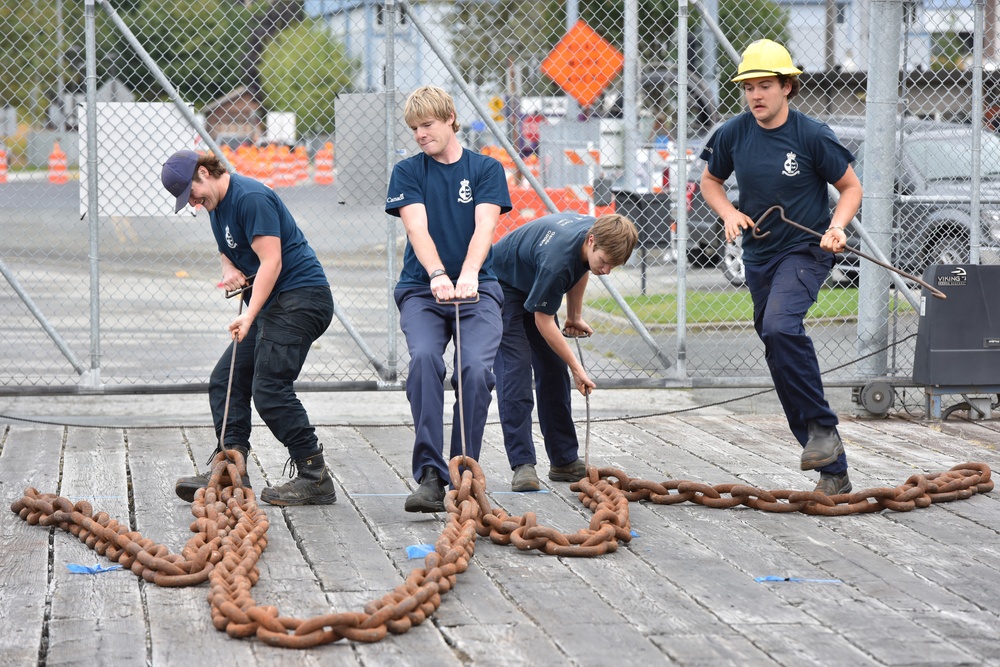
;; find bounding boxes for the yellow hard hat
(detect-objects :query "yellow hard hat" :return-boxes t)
[732,39,802,82]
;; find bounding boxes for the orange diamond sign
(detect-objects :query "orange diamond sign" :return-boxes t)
[541,20,624,108]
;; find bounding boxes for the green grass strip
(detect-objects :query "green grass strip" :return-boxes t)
[587,288,907,325]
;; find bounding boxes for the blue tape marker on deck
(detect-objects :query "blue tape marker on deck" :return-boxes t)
[67,563,123,574]
[352,491,552,498]
[352,493,412,497]
[406,544,435,559]
[755,575,842,584]
[491,490,551,495]
[630,529,640,538]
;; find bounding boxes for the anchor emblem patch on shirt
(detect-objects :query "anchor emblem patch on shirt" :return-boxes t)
[457,179,473,204]
[782,152,800,177]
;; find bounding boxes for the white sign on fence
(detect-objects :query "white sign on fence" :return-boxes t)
[78,102,197,217]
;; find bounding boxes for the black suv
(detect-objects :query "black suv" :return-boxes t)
[684,117,1000,285]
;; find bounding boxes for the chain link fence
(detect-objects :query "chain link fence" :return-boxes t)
[0,0,996,404]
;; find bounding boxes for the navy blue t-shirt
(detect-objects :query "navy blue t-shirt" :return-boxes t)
[700,109,855,265]
[210,173,328,306]
[493,212,592,315]
[386,149,511,288]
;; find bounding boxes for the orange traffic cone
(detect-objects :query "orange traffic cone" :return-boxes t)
[293,145,309,183]
[48,142,69,184]
[0,146,7,184]
[313,142,334,185]
[272,145,296,188]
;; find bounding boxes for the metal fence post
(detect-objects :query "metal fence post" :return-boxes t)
[83,0,101,388]
[856,0,903,379]
[384,0,399,383]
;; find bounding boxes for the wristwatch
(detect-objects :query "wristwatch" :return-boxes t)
[429,269,448,280]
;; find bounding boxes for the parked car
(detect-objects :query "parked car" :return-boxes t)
[683,117,1000,285]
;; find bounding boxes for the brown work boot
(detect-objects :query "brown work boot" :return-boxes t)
[175,444,251,502]
[548,458,587,482]
[260,447,337,506]
[511,463,541,492]
[800,421,845,470]
[814,471,852,496]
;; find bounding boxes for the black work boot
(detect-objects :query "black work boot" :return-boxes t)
[175,444,251,502]
[814,471,853,496]
[260,447,338,506]
[404,466,446,513]
[800,422,845,471]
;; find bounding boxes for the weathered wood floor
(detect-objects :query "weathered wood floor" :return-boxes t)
[2,414,1000,666]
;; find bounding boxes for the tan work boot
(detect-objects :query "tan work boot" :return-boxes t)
[800,422,845,470]
[511,463,541,492]
[814,471,852,496]
[548,458,587,482]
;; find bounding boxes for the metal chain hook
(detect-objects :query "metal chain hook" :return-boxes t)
[750,205,947,299]
[441,294,480,462]
[565,331,591,469]
[219,276,254,454]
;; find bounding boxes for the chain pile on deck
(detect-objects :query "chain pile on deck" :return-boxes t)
[9,453,993,648]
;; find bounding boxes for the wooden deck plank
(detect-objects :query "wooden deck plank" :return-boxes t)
[861,417,1000,469]
[332,423,537,663]
[612,417,998,664]
[5,410,1000,666]
[240,430,362,664]
[469,423,709,663]
[127,428,263,665]
[46,428,146,667]
[0,425,63,667]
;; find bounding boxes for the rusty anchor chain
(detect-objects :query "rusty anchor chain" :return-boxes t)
[606,462,993,516]
[9,451,993,648]
[9,451,629,648]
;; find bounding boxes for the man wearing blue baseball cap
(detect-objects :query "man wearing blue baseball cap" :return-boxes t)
[160,149,337,506]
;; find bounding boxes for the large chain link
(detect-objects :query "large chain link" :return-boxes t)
[604,462,993,516]
[9,453,992,648]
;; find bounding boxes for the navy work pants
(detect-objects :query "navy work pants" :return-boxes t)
[208,285,334,461]
[744,244,847,474]
[395,282,503,483]
[494,292,579,469]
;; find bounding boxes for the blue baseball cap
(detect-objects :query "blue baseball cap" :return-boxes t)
[160,150,199,213]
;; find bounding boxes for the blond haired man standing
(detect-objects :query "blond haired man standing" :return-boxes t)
[386,86,512,512]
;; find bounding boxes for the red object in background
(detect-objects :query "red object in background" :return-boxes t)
[661,166,699,211]
[986,105,1000,132]
[496,187,616,242]
[518,114,545,157]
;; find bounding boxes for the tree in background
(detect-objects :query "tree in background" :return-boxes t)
[712,0,791,114]
[102,0,253,108]
[931,28,972,71]
[449,0,787,120]
[0,0,85,125]
[451,0,563,96]
[259,17,356,138]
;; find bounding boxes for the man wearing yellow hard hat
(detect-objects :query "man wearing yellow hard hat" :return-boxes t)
[699,39,864,496]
